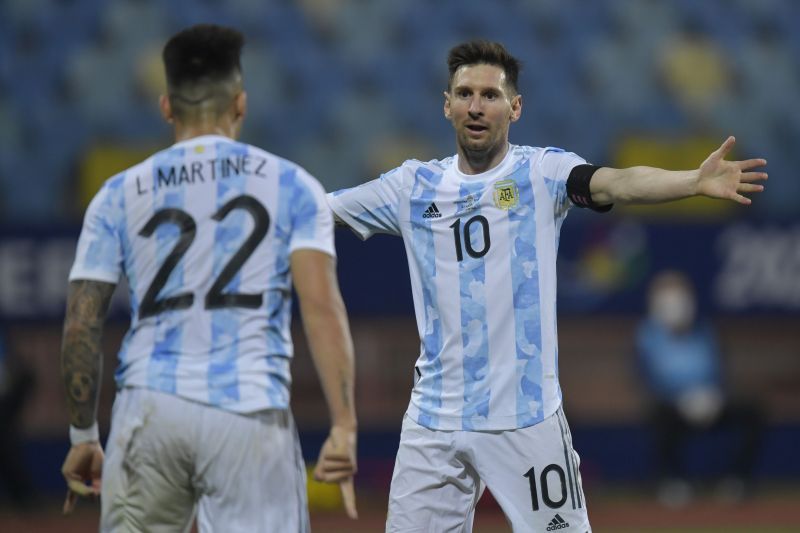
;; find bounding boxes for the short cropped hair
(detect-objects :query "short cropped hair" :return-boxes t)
[162,24,244,122]
[447,40,521,94]
[163,24,244,91]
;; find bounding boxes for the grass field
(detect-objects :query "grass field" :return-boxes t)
[2,484,798,532]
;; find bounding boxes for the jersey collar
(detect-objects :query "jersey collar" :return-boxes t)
[450,144,516,183]
[171,134,234,149]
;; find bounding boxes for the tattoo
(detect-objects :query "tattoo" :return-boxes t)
[61,280,115,429]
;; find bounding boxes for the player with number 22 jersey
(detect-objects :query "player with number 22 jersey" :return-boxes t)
[71,135,333,412]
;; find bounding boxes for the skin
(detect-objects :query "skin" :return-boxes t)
[590,136,767,205]
[444,63,521,175]
[159,74,247,142]
[62,74,358,519]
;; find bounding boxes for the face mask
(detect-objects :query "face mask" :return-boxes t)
[650,289,696,331]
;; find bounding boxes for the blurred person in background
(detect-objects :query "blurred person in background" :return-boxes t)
[0,330,37,509]
[637,270,763,507]
[328,40,767,532]
[60,24,357,532]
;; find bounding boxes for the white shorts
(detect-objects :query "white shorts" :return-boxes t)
[100,387,309,533]
[387,406,590,533]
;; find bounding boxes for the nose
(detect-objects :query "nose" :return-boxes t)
[468,95,483,116]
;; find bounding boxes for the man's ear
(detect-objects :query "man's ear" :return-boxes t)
[235,91,247,120]
[509,93,522,123]
[443,91,452,120]
[159,94,173,124]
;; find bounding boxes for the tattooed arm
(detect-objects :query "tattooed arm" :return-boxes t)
[60,279,115,514]
[61,279,116,429]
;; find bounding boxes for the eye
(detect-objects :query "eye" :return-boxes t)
[484,91,498,100]
[457,89,471,98]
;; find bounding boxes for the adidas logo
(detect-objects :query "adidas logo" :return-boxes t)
[422,203,442,219]
[546,513,570,531]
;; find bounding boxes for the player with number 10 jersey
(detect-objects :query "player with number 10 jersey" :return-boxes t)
[329,144,583,431]
[70,134,334,413]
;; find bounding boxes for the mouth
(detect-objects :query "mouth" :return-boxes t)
[465,124,488,137]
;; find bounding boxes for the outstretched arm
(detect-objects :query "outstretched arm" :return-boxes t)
[590,137,767,206]
[291,249,358,519]
[60,279,115,513]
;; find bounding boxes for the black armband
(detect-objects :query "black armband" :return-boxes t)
[566,164,613,212]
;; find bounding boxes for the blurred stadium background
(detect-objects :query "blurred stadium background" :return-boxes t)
[0,0,798,531]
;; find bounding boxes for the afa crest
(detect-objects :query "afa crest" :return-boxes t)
[493,179,519,210]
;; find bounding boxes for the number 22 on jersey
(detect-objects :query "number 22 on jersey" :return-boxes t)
[137,194,269,319]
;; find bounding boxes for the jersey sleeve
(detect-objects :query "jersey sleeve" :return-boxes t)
[69,180,124,284]
[326,167,404,240]
[538,148,588,214]
[288,170,336,257]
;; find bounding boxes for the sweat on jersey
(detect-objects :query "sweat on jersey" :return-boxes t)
[69,135,334,413]
[328,145,586,431]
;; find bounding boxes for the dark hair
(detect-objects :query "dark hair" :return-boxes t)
[447,40,521,93]
[163,24,244,91]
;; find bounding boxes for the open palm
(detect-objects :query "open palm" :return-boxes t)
[697,136,768,205]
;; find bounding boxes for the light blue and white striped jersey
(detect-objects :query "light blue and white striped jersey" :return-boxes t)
[328,145,585,431]
[70,135,334,413]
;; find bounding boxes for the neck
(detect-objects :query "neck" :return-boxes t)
[174,119,238,142]
[457,141,510,175]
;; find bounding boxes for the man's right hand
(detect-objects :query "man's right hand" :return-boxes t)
[61,441,104,514]
[313,425,358,519]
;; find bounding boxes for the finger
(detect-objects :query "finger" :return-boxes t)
[739,171,768,183]
[90,469,102,491]
[320,457,353,470]
[316,470,356,483]
[339,478,358,519]
[731,193,752,205]
[318,456,355,467]
[318,463,356,474]
[66,477,98,497]
[737,183,764,194]
[63,490,78,515]
[737,158,767,171]
[313,461,325,482]
[316,455,356,470]
[320,452,353,462]
[715,136,736,159]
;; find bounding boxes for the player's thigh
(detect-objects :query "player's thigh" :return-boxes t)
[472,408,591,533]
[387,415,483,533]
[195,409,309,533]
[101,388,196,533]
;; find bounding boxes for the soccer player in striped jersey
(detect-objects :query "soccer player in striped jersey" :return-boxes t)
[60,25,358,531]
[327,40,767,532]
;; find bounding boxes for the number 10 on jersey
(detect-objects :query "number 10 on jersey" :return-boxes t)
[449,215,491,262]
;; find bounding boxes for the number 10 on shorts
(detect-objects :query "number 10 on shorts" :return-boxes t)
[523,464,568,511]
